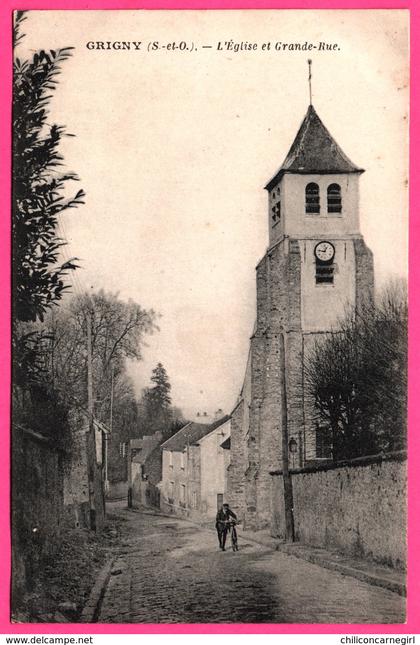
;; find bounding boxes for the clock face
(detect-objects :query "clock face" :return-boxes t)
[314,241,335,262]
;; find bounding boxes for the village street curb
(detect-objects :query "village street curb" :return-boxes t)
[240,532,406,598]
[80,558,114,623]
[278,547,406,598]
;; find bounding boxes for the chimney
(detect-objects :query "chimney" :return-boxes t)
[214,408,223,420]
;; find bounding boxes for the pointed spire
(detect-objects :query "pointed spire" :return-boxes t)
[265,105,364,191]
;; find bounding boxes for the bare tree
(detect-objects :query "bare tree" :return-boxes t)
[305,279,407,461]
[45,290,158,417]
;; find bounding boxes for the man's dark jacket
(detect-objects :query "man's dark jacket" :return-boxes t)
[215,507,237,529]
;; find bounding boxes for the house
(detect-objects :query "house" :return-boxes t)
[160,416,230,519]
[196,416,230,518]
[129,431,163,508]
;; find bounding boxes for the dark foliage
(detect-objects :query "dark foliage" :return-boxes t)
[12,13,85,447]
[12,11,85,400]
[149,362,172,409]
[13,12,84,324]
[137,364,186,439]
[305,281,407,461]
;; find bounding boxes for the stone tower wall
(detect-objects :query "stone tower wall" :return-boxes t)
[354,238,375,311]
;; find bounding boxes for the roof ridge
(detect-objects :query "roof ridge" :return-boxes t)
[160,421,192,449]
[196,417,230,443]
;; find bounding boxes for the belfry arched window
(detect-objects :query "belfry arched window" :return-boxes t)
[327,183,342,213]
[305,183,320,214]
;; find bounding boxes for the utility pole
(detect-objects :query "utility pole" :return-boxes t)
[86,308,97,531]
[185,430,190,510]
[104,363,114,495]
[127,441,133,508]
[279,331,295,543]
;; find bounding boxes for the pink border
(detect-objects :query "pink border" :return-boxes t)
[1,0,418,635]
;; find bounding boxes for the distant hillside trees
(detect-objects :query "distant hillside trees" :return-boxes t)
[305,280,407,461]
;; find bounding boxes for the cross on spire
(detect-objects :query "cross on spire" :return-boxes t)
[308,59,313,105]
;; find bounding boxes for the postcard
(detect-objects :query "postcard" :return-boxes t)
[4,5,415,635]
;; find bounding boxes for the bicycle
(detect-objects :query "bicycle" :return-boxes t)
[225,519,239,552]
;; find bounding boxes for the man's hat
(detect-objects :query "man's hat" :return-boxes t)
[223,502,229,507]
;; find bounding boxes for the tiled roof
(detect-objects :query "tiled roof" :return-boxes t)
[160,422,211,452]
[265,105,363,190]
[161,415,230,452]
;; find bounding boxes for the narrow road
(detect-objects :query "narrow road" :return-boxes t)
[97,504,405,624]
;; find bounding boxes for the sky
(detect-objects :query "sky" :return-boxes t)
[17,10,409,420]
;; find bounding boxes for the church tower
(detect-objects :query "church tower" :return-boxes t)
[227,101,374,530]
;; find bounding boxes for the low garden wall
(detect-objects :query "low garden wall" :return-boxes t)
[270,451,406,570]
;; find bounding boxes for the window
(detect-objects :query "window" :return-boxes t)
[271,200,281,224]
[119,442,127,458]
[180,484,186,507]
[180,451,185,470]
[192,491,198,509]
[305,183,320,214]
[169,481,174,499]
[168,451,173,468]
[315,426,332,459]
[315,257,334,284]
[327,183,342,213]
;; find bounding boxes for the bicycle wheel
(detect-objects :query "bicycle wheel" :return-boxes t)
[231,527,239,551]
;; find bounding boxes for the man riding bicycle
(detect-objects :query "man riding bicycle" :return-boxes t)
[215,502,237,551]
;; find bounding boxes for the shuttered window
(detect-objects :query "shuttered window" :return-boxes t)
[327,183,342,213]
[271,200,281,223]
[315,260,334,284]
[306,183,320,214]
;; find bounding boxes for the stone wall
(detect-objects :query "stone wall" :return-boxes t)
[227,238,306,530]
[12,424,65,601]
[245,239,303,529]
[107,432,128,483]
[354,237,375,312]
[226,399,246,518]
[270,452,406,570]
[63,407,105,530]
[107,479,128,500]
[132,471,160,509]
[144,444,163,486]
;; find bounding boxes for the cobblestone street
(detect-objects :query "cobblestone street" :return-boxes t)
[95,504,405,624]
